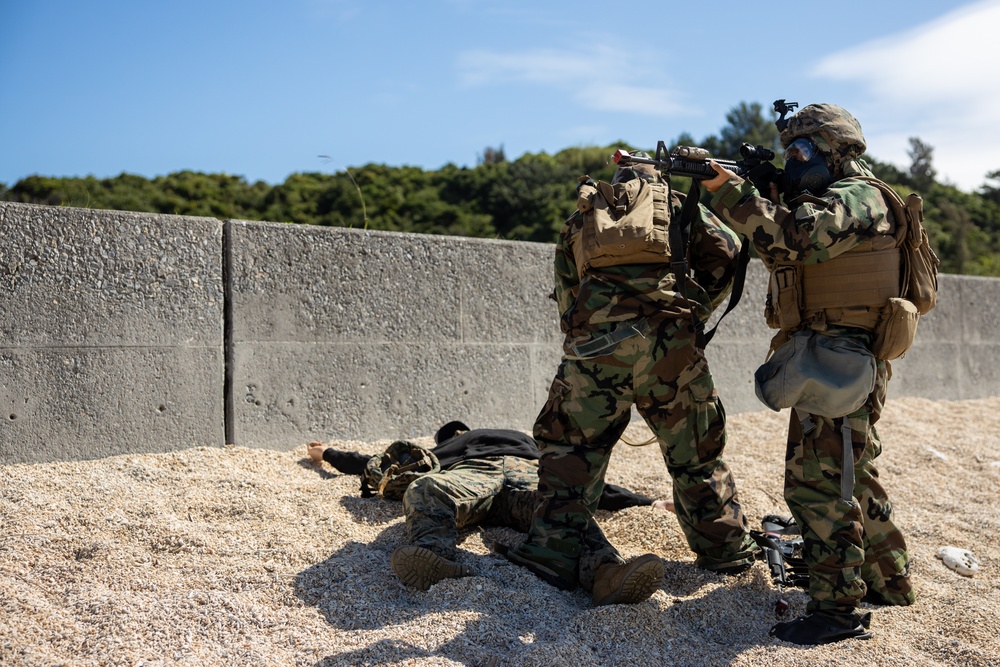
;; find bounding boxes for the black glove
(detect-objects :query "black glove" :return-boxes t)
[745,162,778,195]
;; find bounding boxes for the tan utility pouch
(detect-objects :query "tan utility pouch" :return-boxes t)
[872,297,919,360]
[577,182,597,213]
[769,266,802,331]
[575,179,671,275]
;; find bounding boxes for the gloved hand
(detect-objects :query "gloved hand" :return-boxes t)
[745,162,784,204]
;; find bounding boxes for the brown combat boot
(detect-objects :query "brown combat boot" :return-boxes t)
[391,546,473,591]
[591,553,664,606]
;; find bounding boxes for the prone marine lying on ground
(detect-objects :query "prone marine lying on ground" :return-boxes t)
[307,420,673,599]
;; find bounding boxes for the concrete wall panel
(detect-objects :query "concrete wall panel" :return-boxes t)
[227,221,566,447]
[231,342,542,446]
[0,203,224,463]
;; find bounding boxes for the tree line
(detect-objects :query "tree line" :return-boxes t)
[4,102,1000,276]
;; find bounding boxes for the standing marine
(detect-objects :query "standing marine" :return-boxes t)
[502,153,759,605]
[702,103,921,645]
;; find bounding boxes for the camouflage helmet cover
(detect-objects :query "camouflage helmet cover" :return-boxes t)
[779,103,866,171]
[362,440,441,500]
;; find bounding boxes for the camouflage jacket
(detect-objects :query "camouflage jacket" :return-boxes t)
[555,191,742,336]
[706,158,892,269]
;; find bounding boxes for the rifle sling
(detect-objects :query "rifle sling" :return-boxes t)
[703,241,750,345]
[671,178,749,348]
[670,179,704,345]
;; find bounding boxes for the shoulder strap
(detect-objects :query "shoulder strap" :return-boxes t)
[702,241,751,345]
[670,180,705,345]
[852,175,909,244]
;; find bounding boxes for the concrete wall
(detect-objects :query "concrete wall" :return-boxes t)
[1,201,997,463]
[226,220,562,449]
[0,203,224,464]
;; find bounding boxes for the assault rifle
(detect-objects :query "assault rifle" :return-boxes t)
[750,515,809,616]
[613,141,781,191]
[607,142,779,346]
[613,98,799,188]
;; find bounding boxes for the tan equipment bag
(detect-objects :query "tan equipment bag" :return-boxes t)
[573,177,672,277]
[858,177,940,316]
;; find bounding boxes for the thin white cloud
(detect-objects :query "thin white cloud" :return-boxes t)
[812,0,1000,190]
[457,49,587,86]
[456,46,687,117]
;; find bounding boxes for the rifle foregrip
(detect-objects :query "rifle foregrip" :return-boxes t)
[667,157,746,180]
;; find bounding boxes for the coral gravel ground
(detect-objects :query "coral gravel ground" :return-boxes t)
[1,396,998,666]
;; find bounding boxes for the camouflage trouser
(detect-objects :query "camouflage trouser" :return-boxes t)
[785,358,915,618]
[402,456,619,585]
[509,315,757,588]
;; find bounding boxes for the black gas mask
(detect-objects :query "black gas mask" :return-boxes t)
[783,137,832,198]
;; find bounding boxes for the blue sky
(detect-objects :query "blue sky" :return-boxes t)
[2,0,998,192]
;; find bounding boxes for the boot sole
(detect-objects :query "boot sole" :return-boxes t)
[391,546,471,591]
[593,555,664,606]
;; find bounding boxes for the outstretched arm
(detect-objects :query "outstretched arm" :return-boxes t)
[307,442,369,475]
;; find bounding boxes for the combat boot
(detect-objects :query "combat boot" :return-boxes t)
[391,545,472,591]
[591,553,664,606]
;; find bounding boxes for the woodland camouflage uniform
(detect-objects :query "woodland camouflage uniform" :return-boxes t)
[507,168,759,592]
[403,456,625,590]
[403,455,538,560]
[382,426,657,592]
[707,104,915,639]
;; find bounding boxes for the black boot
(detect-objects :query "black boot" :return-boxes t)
[769,610,872,645]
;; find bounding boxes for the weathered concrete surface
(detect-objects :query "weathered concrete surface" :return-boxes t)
[2,202,998,462]
[226,221,561,447]
[0,202,224,463]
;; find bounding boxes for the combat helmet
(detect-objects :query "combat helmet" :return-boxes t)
[779,104,866,174]
[362,440,440,500]
[611,151,659,184]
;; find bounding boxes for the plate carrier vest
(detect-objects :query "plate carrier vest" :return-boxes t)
[764,177,938,358]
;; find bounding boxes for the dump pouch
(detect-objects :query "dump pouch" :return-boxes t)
[754,329,876,418]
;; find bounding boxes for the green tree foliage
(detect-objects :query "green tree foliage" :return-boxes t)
[923,182,1000,276]
[4,172,270,218]
[979,170,1000,206]
[907,137,937,192]
[866,157,908,185]
[675,101,780,160]
[4,102,1000,275]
